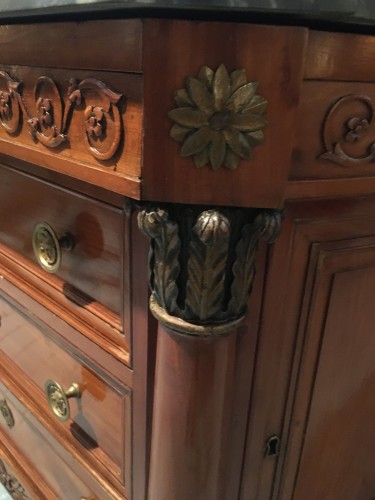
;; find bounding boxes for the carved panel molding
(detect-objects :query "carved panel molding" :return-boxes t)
[0,459,29,499]
[320,94,375,166]
[138,204,281,336]
[0,70,124,161]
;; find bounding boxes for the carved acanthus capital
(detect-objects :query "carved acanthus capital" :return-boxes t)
[138,205,281,336]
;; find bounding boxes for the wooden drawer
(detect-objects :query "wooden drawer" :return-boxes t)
[0,163,123,318]
[0,19,143,198]
[0,294,131,497]
[0,382,119,499]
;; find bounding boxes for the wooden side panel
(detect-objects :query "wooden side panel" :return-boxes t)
[239,197,375,499]
[292,262,375,499]
[142,20,307,208]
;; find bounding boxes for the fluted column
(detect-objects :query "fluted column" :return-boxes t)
[138,205,281,500]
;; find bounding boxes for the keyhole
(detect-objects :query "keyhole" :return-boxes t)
[265,435,280,457]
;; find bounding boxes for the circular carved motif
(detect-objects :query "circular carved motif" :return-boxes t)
[168,64,268,171]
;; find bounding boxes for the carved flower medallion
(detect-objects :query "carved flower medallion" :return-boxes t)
[168,64,268,170]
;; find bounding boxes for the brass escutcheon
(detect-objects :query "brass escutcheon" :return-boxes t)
[44,379,81,423]
[32,222,74,273]
[0,400,14,428]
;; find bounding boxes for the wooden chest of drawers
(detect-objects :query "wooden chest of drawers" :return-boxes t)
[0,12,375,500]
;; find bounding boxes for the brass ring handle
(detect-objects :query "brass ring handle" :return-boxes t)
[32,222,75,273]
[44,379,81,423]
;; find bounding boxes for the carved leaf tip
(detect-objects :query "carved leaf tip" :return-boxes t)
[194,210,230,247]
[256,210,283,243]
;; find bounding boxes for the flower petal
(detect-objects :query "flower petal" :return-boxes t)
[168,108,209,128]
[229,113,268,132]
[213,64,230,111]
[181,126,213,157]
[224,149,240,170]
[174,88,193,107]
[209,132,226,170]
[230,69,247,93]
[227,82,259,112]
[247,130,265,146]
[224,129,252,159]
[170,124,190,143]
[84,105,93,119]
[242,95,268,115]
[186,77,215,116]
[347,117,360,130]
[194,148,209,168]
[198,66,214,89]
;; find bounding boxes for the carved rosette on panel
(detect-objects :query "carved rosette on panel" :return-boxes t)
[138,205,281,336]
[168,64,268,170]
[0,71,124,161]
[320,94,375,166]
[0,459,29,499]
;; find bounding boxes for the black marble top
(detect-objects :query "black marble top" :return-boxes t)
[1,0,375,31]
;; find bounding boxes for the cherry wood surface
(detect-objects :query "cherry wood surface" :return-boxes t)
[0,380,122,499]
[0,163,124,316]
[0,295,130,487]
[290,81,375,181]
[304,30,375,82]
[0,20,143,73]
[1,14,375,500]
[236,197,375,500]
[0,65,143,178]
[0,382,98,499]
[148,324,237,500]
[142,20,307,208]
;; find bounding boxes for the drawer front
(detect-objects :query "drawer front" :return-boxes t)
[0,382,117,500]
[0,164,123,317]
[290,81,375,181]
[0,295,131,493]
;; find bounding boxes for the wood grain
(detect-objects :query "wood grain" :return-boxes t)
[0,164,123,316]
[142,19,307,208]
[290,81,375,182]
[0,65,143,181]
[0,20,142,73]
[305,30,375,82]
[0,296,130,487]
[0,380,122,499]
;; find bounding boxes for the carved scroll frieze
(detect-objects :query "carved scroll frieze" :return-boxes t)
[0,70,124,161]
[0,459,29,499]
[320,94,375,166]
[168,64,268,171]
[138,205,281,336]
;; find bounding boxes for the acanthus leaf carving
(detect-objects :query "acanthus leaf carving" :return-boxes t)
[138,208,181,316]
[138,205,282,336]
[184,210,230,322]
[0,70,124,161]
[320,94,375,166]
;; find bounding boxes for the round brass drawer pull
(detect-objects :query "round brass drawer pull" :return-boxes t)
[32,222,75,273]
[44,379,81,423]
